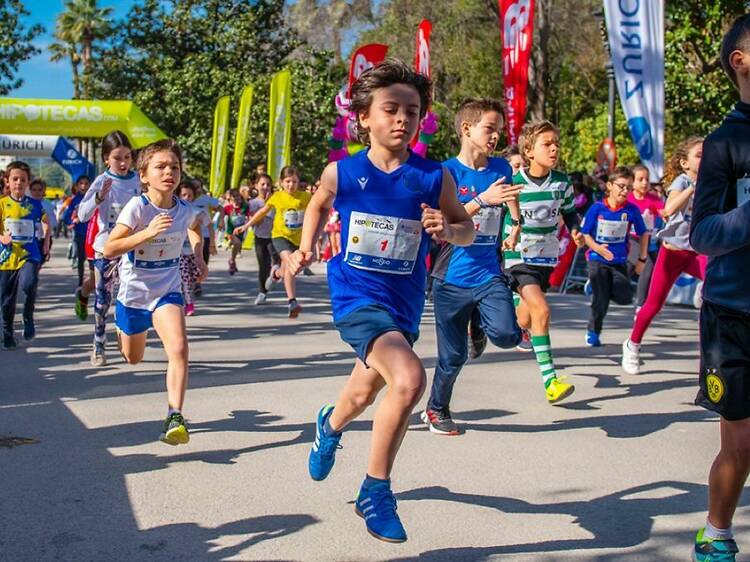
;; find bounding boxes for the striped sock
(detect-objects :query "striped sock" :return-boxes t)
[531,334,557,388]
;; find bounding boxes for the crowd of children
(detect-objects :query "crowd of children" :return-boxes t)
[4,17,750,557]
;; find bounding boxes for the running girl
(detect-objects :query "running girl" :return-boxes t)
[621,137,705,375]
[63,175,94,298]
[289,59,474,543]
[178,181,211,316]
[247,165,311,318]
[224,189,249,275]
[103,139,207,445]
[77,131,141,366]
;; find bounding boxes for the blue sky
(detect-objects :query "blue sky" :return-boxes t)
[14,0,137,100]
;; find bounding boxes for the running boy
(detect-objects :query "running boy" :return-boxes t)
[580,166,648,347]
[422,98,523,435]
[77,131,141,366]
[288,59,474,542]
[503,120,584,403]
[689,15,750,561]
[104,139,207,445]
[0,161,49,348]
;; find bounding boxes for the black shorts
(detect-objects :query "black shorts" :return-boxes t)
[508,263,553,293]
[696,301,750,421]
[272,237,298,254]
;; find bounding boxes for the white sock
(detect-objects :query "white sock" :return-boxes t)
[627,339,641,351]
[167,408,180,417]
[705,518,733,540]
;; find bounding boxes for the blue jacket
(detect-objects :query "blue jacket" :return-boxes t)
[690,101,750,313]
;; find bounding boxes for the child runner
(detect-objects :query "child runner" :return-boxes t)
[627,164,664,310]
[177,182,211,316]
[190,179,220,295]
[77,131,141,366]
[288,59,474,543]
[421,98,523,435]
[224,189,250,275]
[63,175,93,295]
[0,161,49,348]
[501,144,524,176]
[28,179,54,264]
[580,166,649,347]
[621,136,705,375]
[247,165,311,318]
[234,173,278,305]
[503,120,584,403]
[689,16,750,561]
[103,139,207,445]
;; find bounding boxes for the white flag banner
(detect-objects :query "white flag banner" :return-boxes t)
[603,0,664,180]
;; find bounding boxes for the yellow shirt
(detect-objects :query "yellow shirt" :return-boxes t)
[0,195,46,270]
[266,190,312,246]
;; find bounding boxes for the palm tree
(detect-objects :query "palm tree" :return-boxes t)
[49,31,81,98]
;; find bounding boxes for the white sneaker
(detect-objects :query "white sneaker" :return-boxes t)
[264,265,281,292]
[621,339,641,375]
[254,292,267,305]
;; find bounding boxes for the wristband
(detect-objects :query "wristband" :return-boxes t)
[510,218,521,227]
[638,257,647,263]
[473,196,487,209]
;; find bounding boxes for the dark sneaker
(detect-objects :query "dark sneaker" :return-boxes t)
[355,481,407,543]
[468,322,487,360]
[516,329,533,352]
[303,267,315,276]
[694,527,738,561]
[23,321,35,342]
[3,334,17,350]
[75,287,88,321]
[585,330,601,347]
[288,300,302,318]
[308,405,342,481]
[420,408,460,436]
[160,412,190,446]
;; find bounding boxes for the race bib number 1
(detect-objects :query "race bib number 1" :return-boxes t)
[345,211,421,274]
[473,207,502,245]
[134,232,183,269]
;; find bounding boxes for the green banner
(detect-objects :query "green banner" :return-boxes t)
[230,85,254,189]
[267,69,292,182]
[0,99,165,148]
[209,96,230,198]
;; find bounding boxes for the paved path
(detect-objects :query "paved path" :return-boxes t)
[1,246,748,561]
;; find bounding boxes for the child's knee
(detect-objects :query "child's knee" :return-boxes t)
[391,365,426,406]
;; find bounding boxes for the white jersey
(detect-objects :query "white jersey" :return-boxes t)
[116,195,197,310]
[78,170,142,254]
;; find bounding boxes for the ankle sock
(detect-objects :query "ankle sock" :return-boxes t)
[322,409,341,436]
[627,339,641,351]
[705,519,733,541]
[362,474,390,490]
[167,408,181,417]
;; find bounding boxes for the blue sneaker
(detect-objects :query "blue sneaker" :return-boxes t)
[584,280,593,296]
[355,481,407,543]
[308,405,342,481]
[694,527,738,561]
[585,330,602,347]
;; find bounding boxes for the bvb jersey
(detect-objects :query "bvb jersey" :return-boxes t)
[502,169,575,269]
[0,195,45,270]
[266,190,312,246]
[328,149,443,334]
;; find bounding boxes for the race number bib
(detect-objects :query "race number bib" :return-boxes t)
[284,209,304,230]
[345,211,421,274]
[519,232,559,266]
[4,218,35,242]
[737,178,750,207]
[473,207,502,245]
[108,202,125,229]
[596,219,628,243]
[133,232,183,269]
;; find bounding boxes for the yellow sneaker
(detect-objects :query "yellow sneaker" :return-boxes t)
[160,412,190,445]
[546,378,575,404]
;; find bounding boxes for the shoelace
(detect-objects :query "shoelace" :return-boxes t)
[431,409,452,423]
[369,488,398,518]
[319,433,342,458]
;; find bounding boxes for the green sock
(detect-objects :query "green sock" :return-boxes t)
[531,334,557,388]
[513,294,521,307]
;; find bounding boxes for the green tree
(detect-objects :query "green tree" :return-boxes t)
[0,0,43,95]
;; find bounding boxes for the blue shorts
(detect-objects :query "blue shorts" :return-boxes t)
[335,304,418,366]
[115,292,184,335]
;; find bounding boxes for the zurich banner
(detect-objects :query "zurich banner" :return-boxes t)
[603,0,664,180]
[51,136,95,182]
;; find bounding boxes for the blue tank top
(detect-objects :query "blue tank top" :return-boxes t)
[327,149,443,333]
[432,157,512,287]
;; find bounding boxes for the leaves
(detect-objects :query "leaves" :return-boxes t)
[0,0,43,96]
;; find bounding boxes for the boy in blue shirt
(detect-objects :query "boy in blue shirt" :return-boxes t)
[288,59,474,543]
[580,166,648,347]
[422,98,523,435]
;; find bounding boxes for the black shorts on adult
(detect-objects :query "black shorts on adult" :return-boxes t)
[272,237,298,254]
[696,301,750,421]
[508,263,553,293]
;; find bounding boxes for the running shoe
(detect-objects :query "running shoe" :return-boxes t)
[23,321,35,342]
[74,287,88,321]
[516,329,533,352]
[585,330,601,347]
[194,283,203,297]
[355,481,407,543]
[584,280,593,296]
[265,265,281,292]
[288,300,302,318]
[2,334,17,350]
[621,339,641,375]
[468,323,487,360]
[309,405,342,481]
[546,378,575,404]
[228,258,238,275]
[694,527,738,561]
[420,409,460,436]
[90,342,106,367]
[160,412,190,445]
[303,267,315,276]
[254,292,267,305]
[185,303,195,316]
